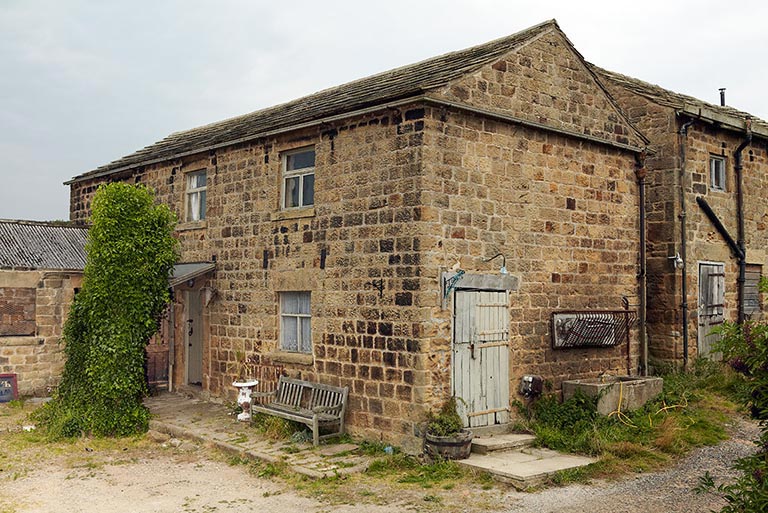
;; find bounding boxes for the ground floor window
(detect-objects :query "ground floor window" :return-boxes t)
[280,291,311,353]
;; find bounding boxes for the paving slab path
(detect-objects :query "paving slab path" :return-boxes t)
[146,392,372,478]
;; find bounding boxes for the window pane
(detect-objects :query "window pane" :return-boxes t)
[281,316,298,351]
[199,190,206,220]
[187,191,200,221]
[300,317,312,353]
[287,149,315,171]
[282,292,298,313]
[187,170,206,188]
[284,176,299,208]
[297,292,310,314]
[302,173,314,206]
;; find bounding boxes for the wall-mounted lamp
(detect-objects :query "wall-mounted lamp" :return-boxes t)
[186,278,196,288]
[484,253,508,275]
[668,253,683,269]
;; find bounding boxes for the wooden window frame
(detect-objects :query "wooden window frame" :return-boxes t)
[279,291,312,354]
[185,170,207,221]
[281,147,315,210]
[710,155,726,192]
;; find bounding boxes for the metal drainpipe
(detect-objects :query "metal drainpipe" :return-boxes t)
[679,119,694,370]
[635,155,648,376]
[734,119,753,324]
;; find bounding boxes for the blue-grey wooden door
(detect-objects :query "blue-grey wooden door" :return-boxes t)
[453,290,510,428]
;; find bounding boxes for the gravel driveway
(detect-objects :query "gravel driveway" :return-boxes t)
[499,417,760,513]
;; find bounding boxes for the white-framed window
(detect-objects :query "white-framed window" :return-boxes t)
[710,155,726,191]
[282,147,315,209]
[186,170,207,221]
[280,291,311,353]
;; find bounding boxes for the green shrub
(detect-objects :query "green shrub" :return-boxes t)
[35,183,177,438]
[425,397,464,436]
[697,277,768,512]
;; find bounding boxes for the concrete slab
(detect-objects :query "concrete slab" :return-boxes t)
[471,433,536,454]
[458,447,596,489]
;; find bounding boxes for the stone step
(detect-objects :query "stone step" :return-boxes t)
[458,447,596,490]
[471,433,536,454]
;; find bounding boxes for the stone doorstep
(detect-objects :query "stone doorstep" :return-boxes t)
[471,433,536,454]
[458,446,597,490]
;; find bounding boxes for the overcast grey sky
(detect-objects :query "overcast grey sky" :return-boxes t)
[2,0,766,221]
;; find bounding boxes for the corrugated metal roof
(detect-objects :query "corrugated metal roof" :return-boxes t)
[69,20,559,183]
[591,64,768,138]
[0,220,87,271]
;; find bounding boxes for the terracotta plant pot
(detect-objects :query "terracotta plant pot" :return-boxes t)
[424,429,473,460]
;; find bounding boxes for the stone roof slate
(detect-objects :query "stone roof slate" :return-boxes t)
[592,65,768,138]
[69,20,560,183]
[0,220,87,271]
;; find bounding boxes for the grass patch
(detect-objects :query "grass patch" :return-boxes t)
[521,360,741,484]
[250,413,306,441]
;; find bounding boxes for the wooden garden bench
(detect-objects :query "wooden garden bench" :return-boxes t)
[251,375,348,446]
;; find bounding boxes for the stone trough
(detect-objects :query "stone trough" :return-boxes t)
[562,376,663,415]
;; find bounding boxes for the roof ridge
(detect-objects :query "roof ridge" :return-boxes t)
[167,19,559,138]
[591,63,768,129]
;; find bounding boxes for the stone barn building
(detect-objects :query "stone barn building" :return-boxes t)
[596,67,768,370]
[0,220,86,397]
[67,20,649,449]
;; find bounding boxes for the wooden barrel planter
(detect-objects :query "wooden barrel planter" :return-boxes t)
[424,430,473,460]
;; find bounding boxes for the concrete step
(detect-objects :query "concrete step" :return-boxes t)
[471,433,536,454]
[458,447,597,490]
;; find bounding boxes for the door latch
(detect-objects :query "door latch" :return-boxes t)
[469,342,475,359]
[187,319,194,338]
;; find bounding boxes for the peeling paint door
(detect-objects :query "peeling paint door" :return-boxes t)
[698,262,725,359]
[453,290,510,428]
[186,290,203,385]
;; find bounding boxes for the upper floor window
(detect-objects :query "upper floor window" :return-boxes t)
[279,291,312,353]
[710,156,726,191]
[282,148,315,209]
[186,170,207,221]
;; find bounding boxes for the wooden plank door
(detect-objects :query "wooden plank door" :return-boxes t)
[186,290,203,385]
[698,262,725,358]
[453,290,510,428]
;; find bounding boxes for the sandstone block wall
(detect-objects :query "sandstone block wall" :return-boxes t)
[420,106,641,398]
[603,80,768,366]
[0,271,81,396]
[71,106,434,449]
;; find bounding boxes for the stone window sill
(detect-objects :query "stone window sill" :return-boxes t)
[177,220,207,232]
[270,207,315,222]
[268,351,314,366]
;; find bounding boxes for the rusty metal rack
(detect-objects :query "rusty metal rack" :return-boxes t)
[551,309,637,349]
